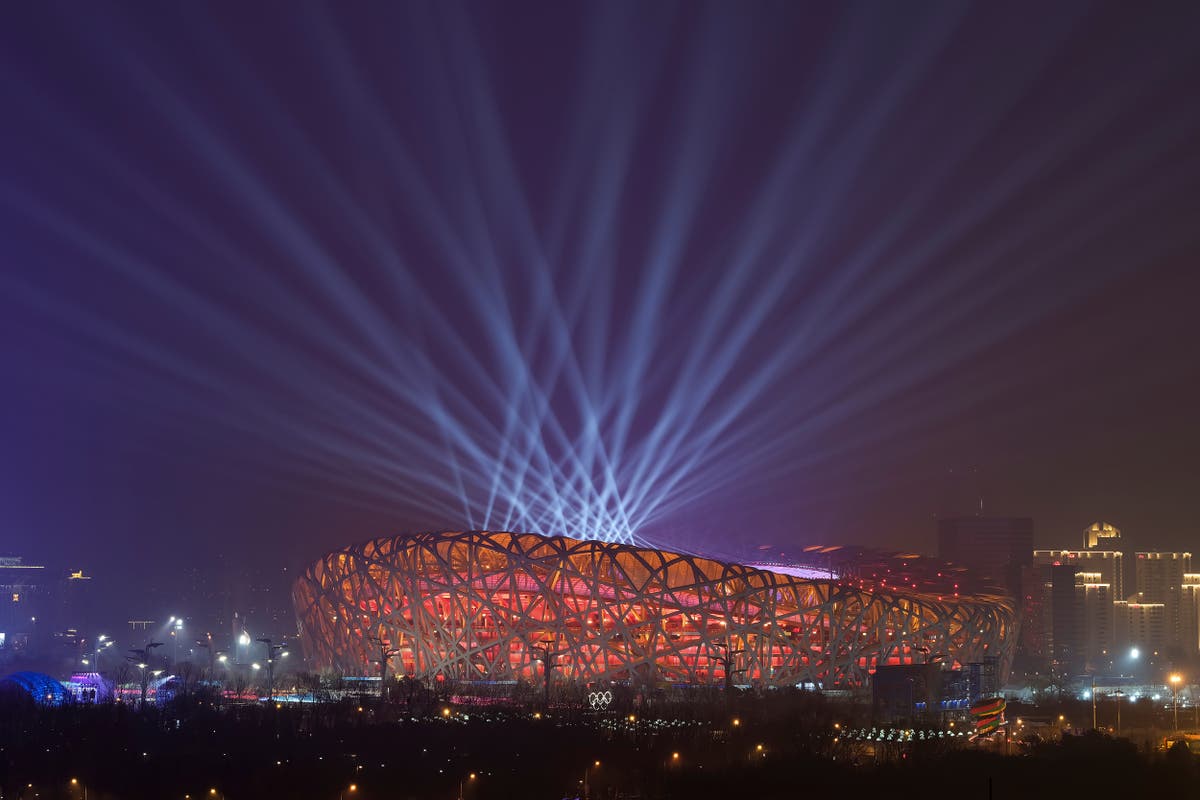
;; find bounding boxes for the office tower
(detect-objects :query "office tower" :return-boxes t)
[937,516,1033,595]
[1083,521,1121,550]
[1015,562,1051,672]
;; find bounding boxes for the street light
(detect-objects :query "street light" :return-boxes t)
[1170,674,1182,732]
[1091,676,1097,729]
[71,777,88,800]
[94,635,113,673]
[237,630,251,665]
[582,761,599,800]
[256,638,288,703]
[339,783,357,800]
[128,641,163,708]
[458,772,476,800]
[169,618,184,665]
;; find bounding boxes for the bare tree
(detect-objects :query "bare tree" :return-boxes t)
[712,640,746,691]
[232,670,249,702]
[112,661,134,703]
[295,671,321,705]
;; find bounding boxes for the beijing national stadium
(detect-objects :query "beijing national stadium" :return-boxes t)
[292,530,1015,688]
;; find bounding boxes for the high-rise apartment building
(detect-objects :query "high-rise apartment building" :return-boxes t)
[1034,549,1124,600]
[1181,573,1200,656]
[1028,548,1123,673]
[1134,551,1192,654]
[1078,573,1114,671]
[1116,601,1168,655]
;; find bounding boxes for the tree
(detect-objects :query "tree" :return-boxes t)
[712,640,746,691]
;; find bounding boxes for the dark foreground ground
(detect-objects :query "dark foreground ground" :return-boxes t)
[1,692,1197,800]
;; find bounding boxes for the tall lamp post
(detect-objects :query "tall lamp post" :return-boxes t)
[1169,674,1182,732]
[256,638,288,703]
[195,632,216,678]
[457,772,476,800]
[128,642,163,708]
[582,760,600,800]
[93,635,113,673]
[1091,676,1097,730]
[168,616,184,665]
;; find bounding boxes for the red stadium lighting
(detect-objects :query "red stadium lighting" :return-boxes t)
[294,531,1015,688]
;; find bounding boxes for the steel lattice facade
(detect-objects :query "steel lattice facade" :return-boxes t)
[293,531,1015,688]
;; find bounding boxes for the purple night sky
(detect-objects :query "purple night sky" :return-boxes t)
[2,2,1199,619]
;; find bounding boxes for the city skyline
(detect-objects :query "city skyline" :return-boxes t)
[3,4,1200,797]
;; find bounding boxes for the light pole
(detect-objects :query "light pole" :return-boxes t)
[195,633,216,678]
[1169,674,1182,732]
[582,761,599,800]
[168,617,184,666]
[339,783,357,800]
[71,777,88,800]
[94,635,113,673]
[128,641,163,708]
[1090,676,1097,730]
[256,638,289,703]
[1113,690,1124,736]
[457,772,476,800]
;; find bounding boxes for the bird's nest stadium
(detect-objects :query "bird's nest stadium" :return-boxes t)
[293,530,1015,688]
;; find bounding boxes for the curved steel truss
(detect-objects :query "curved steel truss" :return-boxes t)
[293,531,1015,687]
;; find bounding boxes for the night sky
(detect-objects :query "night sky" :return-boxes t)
[2,2,1199,619]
